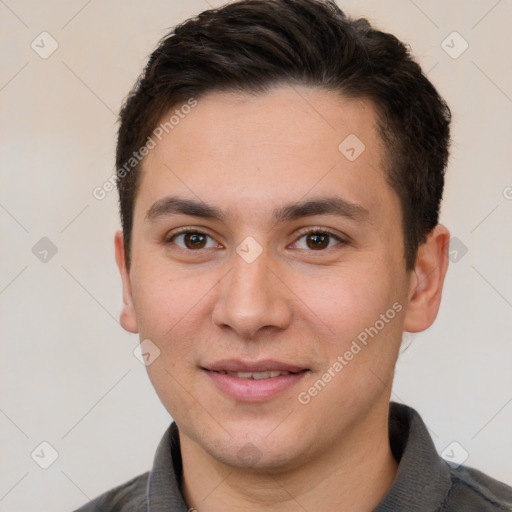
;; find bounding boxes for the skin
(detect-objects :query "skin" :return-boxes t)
[115,85,450,511]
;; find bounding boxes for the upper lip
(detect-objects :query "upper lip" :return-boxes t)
[203,359,307,373]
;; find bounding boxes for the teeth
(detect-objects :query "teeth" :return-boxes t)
[235,372,254,379]
[223,370,291,379]
[252,372,271,380]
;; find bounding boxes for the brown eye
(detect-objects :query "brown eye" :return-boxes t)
[306,233,330,250]
[293,230,344,251]
[169,231,218,250]
[183,232,207,249]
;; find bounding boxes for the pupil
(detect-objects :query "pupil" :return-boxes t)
[308,234,328,249]
[186,233,205,249]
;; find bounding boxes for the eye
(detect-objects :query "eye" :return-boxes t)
[168,230,221,250]
[166,228,346,252]
[292,229,346,251]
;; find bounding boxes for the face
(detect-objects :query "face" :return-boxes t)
[116,86,418,470]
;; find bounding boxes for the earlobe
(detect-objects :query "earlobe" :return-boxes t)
[403,224,450,333]
[114,231,139,334]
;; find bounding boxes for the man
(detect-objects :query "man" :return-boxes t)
[77,0,512,510]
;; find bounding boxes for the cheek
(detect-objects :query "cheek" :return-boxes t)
[135,266,206,417]
[293,268,406,416]
[130,256,207,339]
[129,258,221,391]
[293,262,403,343]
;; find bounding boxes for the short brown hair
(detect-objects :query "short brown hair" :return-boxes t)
[116,0,451,269]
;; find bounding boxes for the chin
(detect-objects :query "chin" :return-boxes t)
[198,426,306,472]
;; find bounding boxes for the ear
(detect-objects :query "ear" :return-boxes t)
[114,231,139,333]
[403,224,450,333]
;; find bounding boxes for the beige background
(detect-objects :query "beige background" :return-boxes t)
[0,0,511,510]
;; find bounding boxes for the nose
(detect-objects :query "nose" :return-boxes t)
[211,247,293,340]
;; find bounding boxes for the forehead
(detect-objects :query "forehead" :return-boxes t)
[136,86,398,226]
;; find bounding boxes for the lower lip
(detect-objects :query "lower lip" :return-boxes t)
[204,370,309,402]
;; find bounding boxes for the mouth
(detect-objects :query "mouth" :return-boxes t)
[213,370,299,379]
[202,360,310,402]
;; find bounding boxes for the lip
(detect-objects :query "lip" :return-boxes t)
[204,359,307,373]
[202,359,310,402]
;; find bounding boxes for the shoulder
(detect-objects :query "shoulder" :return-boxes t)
[444,464,512,511]
[73,471,149,512]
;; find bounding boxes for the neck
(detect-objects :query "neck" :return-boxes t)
[180,401,398,512]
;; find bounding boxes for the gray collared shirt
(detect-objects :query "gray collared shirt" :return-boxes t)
[75,402,512,511]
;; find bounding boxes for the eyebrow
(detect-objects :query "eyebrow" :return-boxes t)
[145,196,369,224]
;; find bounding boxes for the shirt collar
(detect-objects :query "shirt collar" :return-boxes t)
[146,422,188,511]
[146,402,452,511]
[375,402,452,511]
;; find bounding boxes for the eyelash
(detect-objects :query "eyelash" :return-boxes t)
[165,226,348,252]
